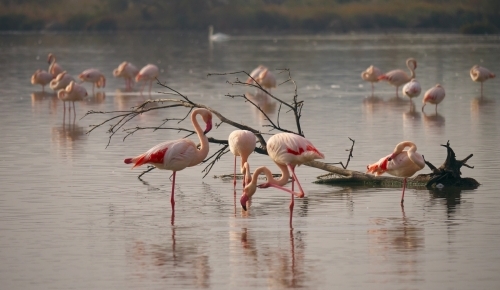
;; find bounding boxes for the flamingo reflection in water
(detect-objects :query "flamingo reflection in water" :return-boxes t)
[245,91,277,123]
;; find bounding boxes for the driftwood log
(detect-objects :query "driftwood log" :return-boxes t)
[313,141,479,190]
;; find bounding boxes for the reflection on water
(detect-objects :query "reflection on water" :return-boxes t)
[422,111,445,128]
[128,227,211,288]
[245,90,277,124]
[51,106,86,153]
[471,95,496,122]
[403,100,421,127]
[31,91,58,114]
[84,92,106,107]
[368,208,424,282]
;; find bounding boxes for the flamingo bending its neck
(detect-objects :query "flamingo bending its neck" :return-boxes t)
[31,69,53,92]
[124,108,213,216]
[422,84,445,113]
[378,58,417,97]
[240,132,324,225]
[57,81,87,114]
[241,163,306,225]
[136,64,159,95]
[361,65,382,94]
[50,71,75,91]
[228,130,256,191]
[47,53,64,78]
[402,79,421,100]
[113,62,139,90]
[470,65,495,96]
[367,141,425,205]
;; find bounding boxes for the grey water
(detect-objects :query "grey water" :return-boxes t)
[1,31,500,289]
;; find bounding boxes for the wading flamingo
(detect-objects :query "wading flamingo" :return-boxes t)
[378,58,417,97]
[113,61,139,90]
[136,64,159,95]
[57,81,87,114]
[124,108,213,215]
[422,84,445,113]
[470,65,495,96]
[247,65,277,91]
[228,130,256,191]
[402,79,421,100]
[366,141,425,205]
[361,65,382,94]
[50,71,75,91]
[79,68,106,93]
[47,53,64,77]
[31,69,53,91]
[241,132,324,225]
[241,163,305,226]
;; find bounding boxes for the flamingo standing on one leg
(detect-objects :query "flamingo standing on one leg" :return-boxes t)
[378,58,417,97]
[361,65,382,94]
[123,108,213,222]
[31,69,53,92]
[470,65,495,96]
[47,53,64,78]
[79,68,106,93]
[422,84,446,113]
[366,141,425,206]
[247,65,276,91]
[113,61,139,90]
[241,132,324,226]
[228,130,256,191]
[136,64,159,95]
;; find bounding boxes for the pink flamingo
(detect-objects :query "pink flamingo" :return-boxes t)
[366,141,425,205]
[57,81,88,114]
[228,130,256,191]
[50,71,75,91]
[361,65,382,94]
[402,79,421,100]
[124,108,213,214]
[136,64,159,95]
[241,132,324,225]
[378,58,417,97]
[422,84,445,113]
[79,68,106,93]
[113,61,139,90]
[470,65,495,96]
[247,65,276,91]
[31,69,53,92]
[47,53,64,77]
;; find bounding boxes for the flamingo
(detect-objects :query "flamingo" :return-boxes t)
[378,58,417,97]
[247,65,277,91]
[136,64,159,95]
[361,65,382,94]
[470,65,495,96]
[367,141,425,205]
[79,68,106,93]
[57,81,88,114]
[124,108,213,214]
[113,62,139,90]
[241,162,306,225]
[402,79,421,100]
[50,71,75,91]
[208,25,230,42]
[47,53,64,77]
[422,84,445,113]
[228,130,256,191]
[241,132,324,225]
[31,69,53,91]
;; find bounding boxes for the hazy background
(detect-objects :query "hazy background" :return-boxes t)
[1,0,500,34]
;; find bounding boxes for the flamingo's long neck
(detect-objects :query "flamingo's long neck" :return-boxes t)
[188,109,209,166]
[251,163,289,187]
[406,143,425,169]
[407,60,416,79]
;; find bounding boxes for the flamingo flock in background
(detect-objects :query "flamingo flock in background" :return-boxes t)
[361,65,382,94]
[136,64,159,95]
[470,65,495,96]
[377,58,417,97]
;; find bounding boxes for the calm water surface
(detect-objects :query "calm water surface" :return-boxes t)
[1,32,500,289]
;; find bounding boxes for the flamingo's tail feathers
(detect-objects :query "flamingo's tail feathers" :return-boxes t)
[124,155,147,169]
[377,75,388,81]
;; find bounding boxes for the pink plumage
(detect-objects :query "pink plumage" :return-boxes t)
[367,141,425,205]
[136,64,159,95]
[79,68,106,92]
[422,84,445,112]
[378,58,417,97]
[228,130,256,190]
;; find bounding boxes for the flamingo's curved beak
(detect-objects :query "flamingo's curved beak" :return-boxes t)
[240,194,249,211]
[204,121,213,135]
